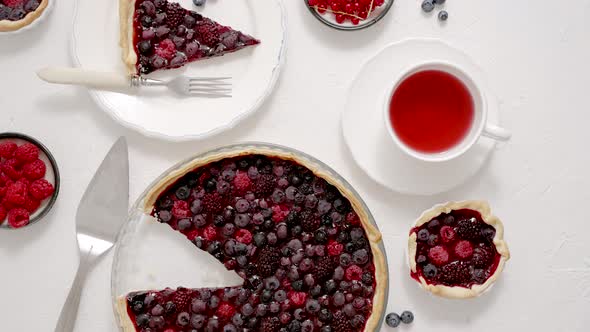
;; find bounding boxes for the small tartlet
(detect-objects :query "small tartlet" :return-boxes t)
[407,201,510,299]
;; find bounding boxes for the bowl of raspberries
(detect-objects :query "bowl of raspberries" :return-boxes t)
[0,133,59,229]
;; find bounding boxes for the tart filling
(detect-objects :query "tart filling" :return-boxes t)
[116,147,386,332]
[0,0,48,32]
[407,201,510,299]
[119,0,260,75]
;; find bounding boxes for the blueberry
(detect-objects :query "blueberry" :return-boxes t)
[177,312,190,326]
[190,199,202,214]
[481,227,496,241]
[247,317,259,328]
[353,249,369,265]
[428,218,440,229]
[235,199,250,213]
[193,214,206,227]
[132,301,144,313]
[24,0,40,12]
[136,314,149,327]
[416,254,427,264]
[423,264,438,278]
[261,289,272,303]
[361,272,373,285]
[324,279,337,294]
[255,303,267,317]
[235,214,251,228]
[223,324,238,332]
[427,234,439,246]
[213,215,225,227]
[178,218,192,231]
[291,280,304,291]
[151,55,167,69]
[421,0,435,12]
[158,210,171,223]
[315,229,328,243]
[386,313,401,328]
[193,0,206,6]
[444,215,455,225]
[401,310,414,324]
[140,15,153,27]
[417,229,430,241]
[351,315,366,328]
[274,289,287,302]
[165,301,176,314]
[232,313,244,326]
[438,10,449,21]
[204,179,217,192]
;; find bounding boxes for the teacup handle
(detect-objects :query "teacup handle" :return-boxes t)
[482,123,512,141]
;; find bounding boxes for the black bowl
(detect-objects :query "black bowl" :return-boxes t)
[0,132,60,229]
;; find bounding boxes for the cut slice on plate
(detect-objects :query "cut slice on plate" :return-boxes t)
[119,0,260,75]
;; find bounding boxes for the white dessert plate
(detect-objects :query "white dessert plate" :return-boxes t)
[342,39,501,195]
[71,0,286,141]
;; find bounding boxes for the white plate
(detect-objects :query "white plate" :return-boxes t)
[341,39,500,196]
[0,0,54,35]
[71,0,286,141]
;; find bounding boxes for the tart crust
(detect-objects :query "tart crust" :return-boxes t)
[407,200,510,299]
[119,0,138,75]
[115,146,387,332]
[0,0,49,32]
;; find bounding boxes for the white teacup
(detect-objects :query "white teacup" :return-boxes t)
[383,62,511,163]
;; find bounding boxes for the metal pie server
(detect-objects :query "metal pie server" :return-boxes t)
[54,137,129,332]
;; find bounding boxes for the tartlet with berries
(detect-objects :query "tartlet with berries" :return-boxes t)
[116,145,387,332]
[0,0,49,32]
[407,201,510,299]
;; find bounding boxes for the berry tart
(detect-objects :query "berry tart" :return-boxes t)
[120,0,260,75]
[407,201,510,299]
[0,0,49,32]
[115,145,387,332]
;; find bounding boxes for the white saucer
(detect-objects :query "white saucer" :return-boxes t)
[341,39,500,196]
[71,0,285,141]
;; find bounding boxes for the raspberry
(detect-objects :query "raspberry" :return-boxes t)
[235,229,252,244]
[0,172,9,186]
[8,208,29,228]
[197,20,220,46]
[0,141,17,158]
[439,261,471,284]
[14,143,39,163]
[345,265,363,281]
[257,246,280,277]
[333,311,352,332]
[23,159,46,180]
[288,291,307,307]
[271,205,289,223]
[1,196,19,211]
[216,303,236,319]
[186,229,199,241]
[456,218,482,240]
[428,246,450,266]
[255,174,275,196]
[1,158,23,180]
[23,194,41,213]
[260,317,281,332]
[203,225,217,241]
[233,171,251,194]
[2,0,25,8]
[172,288,192,310]
[165,2,184,26]
[202,193,223,213]
[5,181,27,205]
[155,39,177,60]
[0,206,6,224]
[454,240,474,259]
[328,240,344,256]
[314,256,335,281]
[171,200,189,219]
[440,225,456,243]
[0,180,11,199]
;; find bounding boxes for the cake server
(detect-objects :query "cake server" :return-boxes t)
[54,137,129,332]
[37,67,232,97]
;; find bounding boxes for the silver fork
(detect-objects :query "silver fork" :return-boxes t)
[131,75,232,97]
[37,67,232,97]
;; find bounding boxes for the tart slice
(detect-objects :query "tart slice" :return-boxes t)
[115,147,387,332]
[407,201,510,299]
[120,0,260,75]
[0,0,49,32]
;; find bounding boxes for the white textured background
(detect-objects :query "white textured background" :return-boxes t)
[1,0,590,331]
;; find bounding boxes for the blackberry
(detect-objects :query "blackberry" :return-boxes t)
[302,213,320,232]
[456,218,482,240]
[261,317,281,332]
[257,247,280,277]
[285,210,300,227]
[202,193,224,213]
[472,245,494,267]
[439,261,471,284]
[314,256,335,282]
[332,311,352,332]
[299,183,313,195]
[166,2,184,27]
[255,174,276,196]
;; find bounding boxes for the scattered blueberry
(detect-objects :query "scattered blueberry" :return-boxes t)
[421,0,435,13]
[193,0,206,6]
[401,311,414,324]
[438,10,449,21]
[386,313,401,328]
